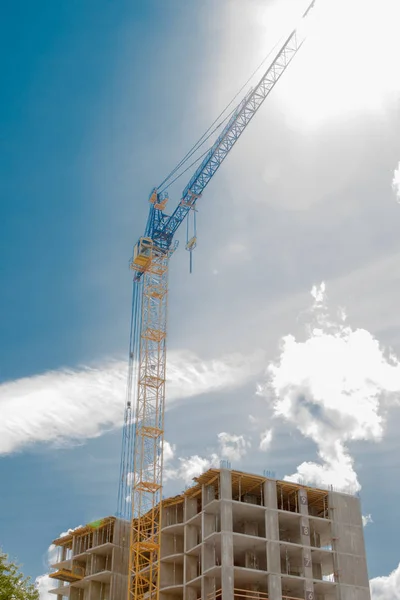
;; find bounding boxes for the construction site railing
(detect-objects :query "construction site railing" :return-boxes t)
[207,588,304,600]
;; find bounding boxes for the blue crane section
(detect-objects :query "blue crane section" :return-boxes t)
[135,0,316,258]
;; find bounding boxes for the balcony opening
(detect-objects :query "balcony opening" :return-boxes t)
[160,559,184,588]
[232,503,266,538]
[278,512,302,544]
[232,473,264,506]
[186,524,201,551]
[280,544,304,578]
[163,502,184,527]
[204,513,220,538]
[161,533,184,557]
[233,542,267,572]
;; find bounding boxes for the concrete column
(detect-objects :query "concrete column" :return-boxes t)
[221,502,234,600]
[266,538,282,600]
[201,494,206,600]
[298,489,314,599]
[219,469,232,501]
[263,479,278,509]
[265,482,281,600]
[268,573,282,600]
[219,469,234,600]
[265,510,279,541]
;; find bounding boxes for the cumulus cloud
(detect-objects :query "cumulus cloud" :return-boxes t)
[165,453,220,485]
[260,283,400,491]
[163,440,175,463]
[0,350,264,455]
[218,432,250,461]
[370,562,400,600]
[165,431,250,485]
[36,574,53,599]
[35,543,62,598]
[393,162,400,201]
[259,428,273,451]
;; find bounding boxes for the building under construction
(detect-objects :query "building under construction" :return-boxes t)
[48,467,371,600]
[48,517,129,600]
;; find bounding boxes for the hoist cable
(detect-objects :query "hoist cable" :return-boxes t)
[156,33,286,191]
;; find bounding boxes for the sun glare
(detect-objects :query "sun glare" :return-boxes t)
[274,0,400,126]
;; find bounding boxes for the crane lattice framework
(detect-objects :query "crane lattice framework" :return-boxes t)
[121,2,317,600]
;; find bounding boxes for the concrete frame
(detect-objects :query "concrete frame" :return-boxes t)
[48,469,371,600]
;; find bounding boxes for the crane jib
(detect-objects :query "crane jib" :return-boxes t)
[153,0,316,248]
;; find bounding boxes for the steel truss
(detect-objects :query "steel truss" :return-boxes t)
[129,247,169,600]
[153,0,316,250]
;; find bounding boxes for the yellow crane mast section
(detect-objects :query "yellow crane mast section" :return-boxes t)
[129,241,170,600]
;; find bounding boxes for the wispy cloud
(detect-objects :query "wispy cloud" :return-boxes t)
[259,428,273,451]
[0,350,264,455]
[362,514,373,527]
[370,562,400,600]
[393,162,400,202]
[260,283,400,492]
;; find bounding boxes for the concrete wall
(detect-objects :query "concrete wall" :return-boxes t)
[330,492,371,600]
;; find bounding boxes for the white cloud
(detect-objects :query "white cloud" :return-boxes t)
[311,281,326,303]
[165,431,250,485]
[165,453,220,485]
[370,562,400,600]
[35,543,62,598]
[261,283,400,491]
[279,0,400,126]
[36,574,54,599]
[163,440,175,463]
[362,514,373,527]
[0,350,264,455]
[167,350,265,399]
[259,428,273,451]
[218,432,250,461]
[393,162,400,202]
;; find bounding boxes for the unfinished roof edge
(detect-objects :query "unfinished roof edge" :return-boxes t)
[52,515,116,546]
[51,467,358,544]
[166,466,357,505]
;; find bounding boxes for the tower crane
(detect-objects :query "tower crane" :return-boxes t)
[116,2,317,599]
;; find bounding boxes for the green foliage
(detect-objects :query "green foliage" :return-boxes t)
[0,551,39,600]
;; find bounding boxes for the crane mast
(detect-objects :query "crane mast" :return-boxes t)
[120,2,317,600]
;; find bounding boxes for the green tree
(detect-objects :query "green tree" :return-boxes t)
[0,551,39,600]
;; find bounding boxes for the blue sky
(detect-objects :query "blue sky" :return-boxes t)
[1,0,400,598]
